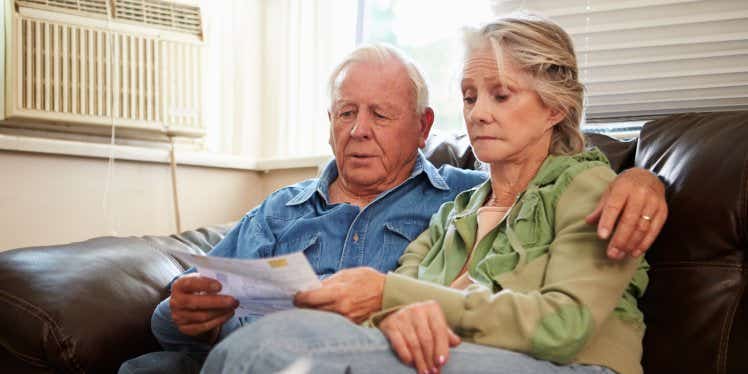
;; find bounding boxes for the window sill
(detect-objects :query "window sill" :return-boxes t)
[0,133,332,172]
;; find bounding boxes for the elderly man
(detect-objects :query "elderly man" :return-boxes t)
[119,44,666,374]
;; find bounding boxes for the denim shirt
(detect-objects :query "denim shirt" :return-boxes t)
[208,152,487,275]
[151,152,487,352]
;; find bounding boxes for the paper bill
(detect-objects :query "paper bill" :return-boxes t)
[168,250,321,319]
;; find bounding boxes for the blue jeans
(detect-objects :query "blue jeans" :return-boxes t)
[202,309,617,374]
[118,351,205,374]
[118,297,243,374]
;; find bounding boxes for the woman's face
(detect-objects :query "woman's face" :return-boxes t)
[461,44,561,164]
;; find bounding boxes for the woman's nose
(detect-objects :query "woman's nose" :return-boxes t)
[469,97,493,125]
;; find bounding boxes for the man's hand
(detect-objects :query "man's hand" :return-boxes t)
[586,168,668,259]
[380,301,461,374]
[294,267,385,324]
[169,273,239,344]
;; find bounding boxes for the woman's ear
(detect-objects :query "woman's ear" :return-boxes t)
[546,107,565,130]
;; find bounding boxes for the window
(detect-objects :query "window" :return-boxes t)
[360,0,748,138]
[361,0,494,132]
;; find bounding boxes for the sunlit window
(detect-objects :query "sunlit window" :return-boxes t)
[360,0,493,132]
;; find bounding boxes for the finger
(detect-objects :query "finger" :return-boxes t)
[448,328,462,347]
[427,308,449,368]
[383,328,413,366]
[626,226,647,257]
[170,293,238,311]
[635,203,668,256]
[607,188,650,256]
[173,307,236,326]
[628,203,659,255]
[177,310,234,337]
[400,321,428,374]
[293,288,337,308]
[596,191,625,240]
[585,193,606,225]
[413,312,435,372]
[173,275,222,294]
[609,188,652,256]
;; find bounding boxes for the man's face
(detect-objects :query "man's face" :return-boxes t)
[328,61,432,194]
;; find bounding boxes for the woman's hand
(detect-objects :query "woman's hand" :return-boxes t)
[379,301,461,374]
[294,267,385,324]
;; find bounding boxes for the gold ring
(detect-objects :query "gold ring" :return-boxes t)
[641,215,652,221]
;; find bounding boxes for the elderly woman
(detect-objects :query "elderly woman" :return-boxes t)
[202,14,647,374]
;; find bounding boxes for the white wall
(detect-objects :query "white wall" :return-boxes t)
[0,150,317,250]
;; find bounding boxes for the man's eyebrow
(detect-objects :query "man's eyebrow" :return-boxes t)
[372,102,398,111]
[332,100,355,109]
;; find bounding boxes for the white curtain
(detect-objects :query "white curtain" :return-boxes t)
[494,0,748,122]
[200,0,357,160]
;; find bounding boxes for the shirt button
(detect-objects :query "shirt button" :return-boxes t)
[353,233,359,242]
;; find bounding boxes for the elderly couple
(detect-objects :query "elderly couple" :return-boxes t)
[122,14,666,374]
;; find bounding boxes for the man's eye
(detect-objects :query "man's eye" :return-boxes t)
[339,111,355,119]
[374,112,387,119]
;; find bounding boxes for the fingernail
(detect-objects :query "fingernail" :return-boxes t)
[438,355,446,365]
[632,250,642,257]
[608,247,620,258]
[599,228,610,239]
[431,367,438,374]
[210,283,220,291]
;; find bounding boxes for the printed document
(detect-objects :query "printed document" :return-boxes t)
[168,250,321,318]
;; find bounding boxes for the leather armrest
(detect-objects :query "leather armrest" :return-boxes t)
[0,224,231,373]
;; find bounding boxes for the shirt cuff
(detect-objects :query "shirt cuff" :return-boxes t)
[382,272,467,327]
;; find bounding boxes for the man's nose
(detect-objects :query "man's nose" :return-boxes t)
[350,112,374,138]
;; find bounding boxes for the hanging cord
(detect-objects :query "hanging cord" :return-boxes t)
[168,135,182,233]
[102,23,117,236]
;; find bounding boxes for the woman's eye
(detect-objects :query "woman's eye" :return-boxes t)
[494,94,509,102]
[463,96,476,105]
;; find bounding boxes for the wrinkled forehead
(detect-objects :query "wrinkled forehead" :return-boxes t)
[331,60,416,107]
[461,41,531,88]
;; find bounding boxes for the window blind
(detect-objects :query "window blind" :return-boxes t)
[493,0,748,122]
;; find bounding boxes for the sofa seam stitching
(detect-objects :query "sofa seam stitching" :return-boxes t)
[0,290,85,372]
[717,277,744,374]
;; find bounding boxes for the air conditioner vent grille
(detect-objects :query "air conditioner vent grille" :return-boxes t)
[113,0,202,37]
[11,16,204,136]
[16,0,109,17]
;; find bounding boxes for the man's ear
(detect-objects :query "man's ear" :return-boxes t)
[327,110,334,149]
[418,107,435,148]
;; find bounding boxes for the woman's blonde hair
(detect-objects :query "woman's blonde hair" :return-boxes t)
[463,13,585,155]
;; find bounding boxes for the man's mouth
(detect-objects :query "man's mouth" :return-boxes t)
[349,153,375,159]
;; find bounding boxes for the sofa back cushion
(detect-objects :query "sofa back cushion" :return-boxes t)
[634,111,748,374]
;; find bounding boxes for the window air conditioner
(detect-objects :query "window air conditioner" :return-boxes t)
[3,0,205,138]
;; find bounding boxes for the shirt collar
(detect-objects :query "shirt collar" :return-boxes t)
[286,151,449,206]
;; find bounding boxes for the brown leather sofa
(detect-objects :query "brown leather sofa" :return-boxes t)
[1,111,746,373]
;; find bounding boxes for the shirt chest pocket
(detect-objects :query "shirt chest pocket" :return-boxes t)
[381,221,424,271]
[274,234,322,271]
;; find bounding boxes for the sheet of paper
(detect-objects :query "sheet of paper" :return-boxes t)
[168,250,321,319]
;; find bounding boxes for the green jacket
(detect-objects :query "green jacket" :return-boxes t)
[374,149,649,374]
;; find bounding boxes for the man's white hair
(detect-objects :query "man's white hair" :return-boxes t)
[327,43,430,115]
